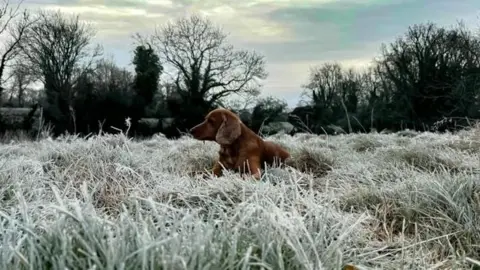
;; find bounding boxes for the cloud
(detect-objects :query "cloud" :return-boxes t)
[36,4,168,40]
[247,0,480,67]
[33,0,295,43]
[147,0,176,7]
[197,6,293,42]
[267,0,480,47]
[27,0,478,53]
[26,0,400,44]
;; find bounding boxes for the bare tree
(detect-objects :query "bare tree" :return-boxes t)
[7,58,35,106]
[302,62,344,107]
[375,22,480,124]
[20,10,102,94]
[18,10,102,133]
[0,0,35,100]
[93,57,133,96]
[146,14,267,105]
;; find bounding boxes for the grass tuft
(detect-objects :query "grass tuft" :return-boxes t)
[287,146,335,178]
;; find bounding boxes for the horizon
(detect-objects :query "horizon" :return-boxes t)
[9,0,480,108]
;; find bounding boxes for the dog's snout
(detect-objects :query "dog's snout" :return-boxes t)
[189,124,202,138]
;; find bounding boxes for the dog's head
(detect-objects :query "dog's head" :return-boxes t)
[189,108,242,145]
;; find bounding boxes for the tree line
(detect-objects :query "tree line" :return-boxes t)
[1,1,479,139]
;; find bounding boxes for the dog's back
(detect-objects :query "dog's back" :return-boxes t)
[261,140,290,167]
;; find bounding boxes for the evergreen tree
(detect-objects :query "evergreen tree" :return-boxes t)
[131,44,163,134]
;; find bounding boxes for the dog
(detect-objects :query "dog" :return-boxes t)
[189,108,290,180]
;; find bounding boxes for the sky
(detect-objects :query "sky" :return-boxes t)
[13,0,480,107]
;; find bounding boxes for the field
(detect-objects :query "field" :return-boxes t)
[1,128,480,270]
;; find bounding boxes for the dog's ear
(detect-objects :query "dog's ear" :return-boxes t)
[216,113,241,145]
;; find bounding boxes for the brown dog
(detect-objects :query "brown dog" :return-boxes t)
[189,108,290,180]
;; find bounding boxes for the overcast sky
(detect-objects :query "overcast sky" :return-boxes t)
[16,0,480,107]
